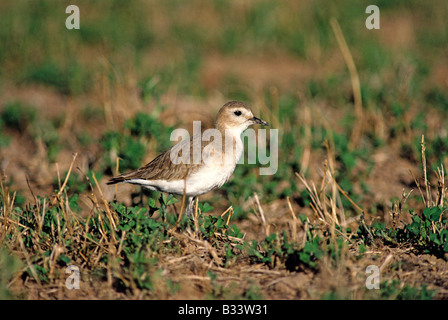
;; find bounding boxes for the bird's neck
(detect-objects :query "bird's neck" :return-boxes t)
[217,127,244,165]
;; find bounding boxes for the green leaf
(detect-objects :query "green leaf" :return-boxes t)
[200,202,214,213]
[298,214,308,224]
[423,207,442,222]
[58,254,71,264]
[299,252,310,263]
[429,233,440,245]
[148,198,156,208]
[444,241,448,253]
[165,195,178,206]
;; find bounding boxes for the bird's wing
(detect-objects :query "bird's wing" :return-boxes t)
[107,134,209,184]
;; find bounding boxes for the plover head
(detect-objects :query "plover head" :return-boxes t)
[215,101,269,133]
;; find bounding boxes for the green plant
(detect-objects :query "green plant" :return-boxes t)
[114,203,170,253]
[404,207,448,256]
[379,280,437,300]
[0,117,10,147]
[124,112,173,151]
[1,101,37,132]
[102,131,146,172]
[0,249,23,299]
[102,112,172,173]
[356,206,448,258]
[35,122,61,163]
[243,229,324,271]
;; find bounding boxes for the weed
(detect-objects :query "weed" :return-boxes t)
[378,280,437,300]
[1,101,37,132]
[402,207,448,256]
[102,131,146,172]
[102,111,172,173]
[0,249,23,299]
[35,122,61,163]
[0,118,10,147]
[243,228,325,272]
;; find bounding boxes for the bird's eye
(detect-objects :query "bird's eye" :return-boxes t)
[234,110,242,116]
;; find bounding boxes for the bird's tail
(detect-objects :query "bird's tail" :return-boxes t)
[106,176,126,185]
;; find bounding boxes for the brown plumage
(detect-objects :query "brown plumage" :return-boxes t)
[106,134,204,184]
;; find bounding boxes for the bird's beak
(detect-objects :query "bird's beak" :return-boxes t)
[249,116,269,126]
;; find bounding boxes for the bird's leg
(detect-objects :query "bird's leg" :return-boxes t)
[185,196,196,218]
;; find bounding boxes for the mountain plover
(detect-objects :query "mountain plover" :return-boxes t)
[107,101,269,217]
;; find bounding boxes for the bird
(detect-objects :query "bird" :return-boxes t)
[107,101,269,217]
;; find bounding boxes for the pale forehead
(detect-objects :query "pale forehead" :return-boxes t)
[220,101,252,113]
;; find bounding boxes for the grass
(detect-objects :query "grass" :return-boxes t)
[1,0,448,300]
[2,139,444,299]
[0,173,254,297]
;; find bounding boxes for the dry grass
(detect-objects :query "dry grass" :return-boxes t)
[4,142,447,300]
